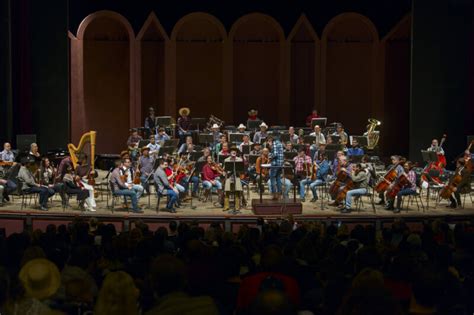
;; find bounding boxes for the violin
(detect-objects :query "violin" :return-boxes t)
[211,162,225,175]
[133,164,141,185]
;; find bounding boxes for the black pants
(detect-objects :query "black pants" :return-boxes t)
[25,186,55,207]
[449,192,462,206]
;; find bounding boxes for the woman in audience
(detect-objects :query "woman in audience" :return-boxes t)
[95,271,139,315]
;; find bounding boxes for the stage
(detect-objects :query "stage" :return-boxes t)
[1,189,473,236]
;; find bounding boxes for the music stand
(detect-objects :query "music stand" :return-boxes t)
[189,151,203,162]
[224,160,244,175]
[229,133,244,144]
[326,149,337,162]
[280,133,290,143]
[163,139,179,147]
[311,118,327,128]
[349,155,363,163]
[138,140,150,148]
[468,135,474,152]
[421,150,438,163]
[284,152,298,161]
[158,146,176,157]
[191,118,207,132]
[303,135,316,144]
[248,154,259,165]
[351,136,368,147]
[247,120,262,131]
[195,161,206,173]
[198,133,214,146]
[241,145,251,155]
[326,143,343,152]
[156,116,172,127]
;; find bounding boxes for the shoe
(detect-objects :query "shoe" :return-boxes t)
[376,200,385,205]
[40,206,48,211]
[328,202,338,207]
[449,203,457,209]
[310,197,318,202]
[4,195,10,202]
[301,198,306,202]
[337,204,345,209]
[133,208,144,213]
[167,207,176,213]
[89,207,97,212]
[341,208,351,214]
[393,208,401,213]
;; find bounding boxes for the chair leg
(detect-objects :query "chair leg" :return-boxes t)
[156,195,160,213]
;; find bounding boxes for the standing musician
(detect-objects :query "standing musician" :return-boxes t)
[177,107,192,144]
[288,127,299,144]
[339,163,369,213]
[111,159,143,213]
[138,147,155,195]
[127,129,143,161]
[305,109,319,127]
[62,166,90,210]
[154,159,179,213]
[144,107,158,137]
[293,148,313,201]
[267,134,284,200]
[201,155,224,205]
[223,146,244,211]
[446,158,471,209]
[380,155,405,209]
[247,109,260,122]
[299,152,329,202]
[38,157,66,205]
[332,124,349,146]
[155,127,171,143]
[390,161,417,213]
[253,122,269,145]
[0,142,15,162]
[347,138,365,157]
[146,135,161,157]
[18,156,55,211]
[75,154,98,211]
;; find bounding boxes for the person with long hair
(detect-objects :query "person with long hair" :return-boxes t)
[94,271,139,315]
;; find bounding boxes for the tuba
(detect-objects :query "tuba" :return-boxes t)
[365,118,381,150]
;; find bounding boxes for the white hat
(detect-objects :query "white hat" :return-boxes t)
[237,123,246,130]
[211,123,220,129]
[259,122,268,128]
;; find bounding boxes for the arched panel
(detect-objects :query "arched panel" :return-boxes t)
[137,13,168,123]
[73,11,135,154]
[322,13,379,135]
[230,13,285,125]
[288,15,319,126]
[171,13,226,119]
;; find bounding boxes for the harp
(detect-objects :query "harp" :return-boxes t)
[68,131,96,173]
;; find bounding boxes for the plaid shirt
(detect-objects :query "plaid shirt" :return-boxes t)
[271,140,284,166]
[406,170,417,190]
[293,155,312,173]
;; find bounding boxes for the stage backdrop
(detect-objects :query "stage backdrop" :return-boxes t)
[69,11,412,155]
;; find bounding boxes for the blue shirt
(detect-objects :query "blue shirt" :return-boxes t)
[347,147,364,156]
[316,160,330,180]
[271,140,284,166]
[0,150,14,162]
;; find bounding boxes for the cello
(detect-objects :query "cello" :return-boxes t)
[439,167,464,199]
[375,168,398,193]
[386,173,411,199]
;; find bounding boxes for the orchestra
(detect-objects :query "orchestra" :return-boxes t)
[0,107,473,215]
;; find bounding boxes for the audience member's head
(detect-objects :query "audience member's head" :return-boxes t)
[95,271,139,315]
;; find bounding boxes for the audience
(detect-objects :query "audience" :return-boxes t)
[0,217,472,315]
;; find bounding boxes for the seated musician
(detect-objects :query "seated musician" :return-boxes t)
[380,155,405,207]
[165,159,185,206]
[211,123,223,145]
[144,107,157,136]
[75,154,98,211]
[219,142,230,159]
[390,161,417,213]
[312,143,327,162]
[197,147,212,163]
[253,122,268,144]
[138,147,155,195]
[239,134,253,152]
[39,157,66,206]
[0,177,17,204]
[285,142,297,153]
[288,127,299,144]
[18,156,55,211]
[339,163,369,213]
[176,153,199,198]
[223,146,244,211]
[177,107,192,144]
[247,109,259,122]
[146,135,160,156]
[237,124,247,134]
[0,142,15,162]
[127,129,143,161]
[331,151,346,176]
[29,143,41,160]
[56,156,73,182]
[153,159,179,213]
[250,143,262,156]
[309,125,326,160]
[62,166,90,210]
[447,158,471,209]
[201,155,224,204]
[110,158,143,213]
[347,138,364,157]
[305,109,319,127]
[155,127,171,143]
[293,148,311,201]
[178,136,193,155]
[120,157,144,199]
[256,148,270,191]
[332,124,349,146]
[215,134,227,155]
[328,156,352,206]
[299,153,330,202]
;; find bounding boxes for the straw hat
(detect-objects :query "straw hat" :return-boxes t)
[141,146,150,153]
[237,123,246,130]
[211,123,220,129]
[178,107,190,116]
[19,258,60,300]
[248,109,258,116]
[120,150,129,159]
[259,122,268,129]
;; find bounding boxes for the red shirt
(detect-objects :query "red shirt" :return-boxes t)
[306,113,319,126]
[202,164,218,181]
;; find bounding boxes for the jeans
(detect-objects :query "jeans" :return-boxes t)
[310,179,325,199]
[175,183,185,193]
[180,176,199,193]
[115,189,139,210]
[269,167,282,194]
[132,184,144,199]
[396,187,416,208]
[162,189,178,209]
[203,179,222,190]
[267,178,292,198]
[345,188,367,209]
[25,186,55,207]
[299,178,314,198]
[140,174,151,193]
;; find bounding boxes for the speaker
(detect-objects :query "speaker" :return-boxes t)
[16,134,37,153]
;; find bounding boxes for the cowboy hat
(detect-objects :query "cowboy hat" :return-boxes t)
[211,123,220,129]
[120,150,129,158]
[19,258,60,300]
[141,146,150,153]
[248,109,258,116]
[259,122,268,128]
[178,107,190,116]
[237,123,246,130]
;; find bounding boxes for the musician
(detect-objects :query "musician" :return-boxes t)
[120,158,144,200]
[56,156,73,182]
[177,107,192,143]
[166,159,185,206]
[127,129,143,161]
[329,156,352,206]
[309,125,326,159]
[332,124,349,146]
[146,135,160,156]
[211,123,223,145]
[447,158,471,209]
[288,127,299,144]
[427,139,445,155]
[38,157,66,205]
[178,136,194,155]
[239,134,253,152]
[237,124,247,134]
[29,143,41,160]
[267,134,284,200]
[176,153,199,197]
[285,142,297,153]
[110,159,143,213]
[253,122,268,145]
[380,155,405,207]
[0,178,17,204]
[223,147,244,211]
[340,163,369,213]
[250,143,262,156]
[62,166,90,210]
[312,143,327,163]
[347,138,364,157]
[18,156,55,211]
[139,147,155,195]
[0,142,15,162]
[154,159,179,213]
[293,148,311,200]
[201,155,224,204]
[247,109,259,122]
[256,148,270,188]
[305,109,319,127]
[299,153,329,202]
[219,142,230,159]
[267,161,293,200]
[331,151,346,176]
[75,154,98,211]
[155,127,171,143]
[389,161,418,213]
[198,147,212,163]
[215,134,227,155]
[144,107,158,135]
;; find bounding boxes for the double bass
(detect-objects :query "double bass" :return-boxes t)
[421,134,447,184]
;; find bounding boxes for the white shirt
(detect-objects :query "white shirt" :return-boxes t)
[309,132,326,145]
[147,143,161,155]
